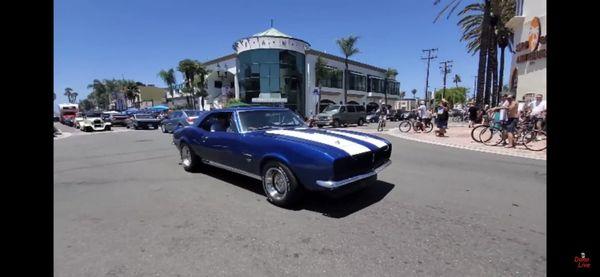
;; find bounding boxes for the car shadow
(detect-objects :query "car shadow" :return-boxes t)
[196,165,395,218]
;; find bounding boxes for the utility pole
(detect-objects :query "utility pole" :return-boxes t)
[439,60,453,101]
[421,48,438,107]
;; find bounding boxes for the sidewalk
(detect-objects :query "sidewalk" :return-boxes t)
[355,124,546,161]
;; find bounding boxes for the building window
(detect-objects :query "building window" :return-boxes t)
[316,66,343,89]
[214,81,223,88]
[348,72,366,91]
[368,76,385,93]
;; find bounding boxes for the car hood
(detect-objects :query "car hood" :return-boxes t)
[255,128,390,158]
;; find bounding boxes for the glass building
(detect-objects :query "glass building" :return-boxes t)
[202,27,401,117]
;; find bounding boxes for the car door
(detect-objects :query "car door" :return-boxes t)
[166,111,181,132]
[193,112,236,165]
[346,105,357,123]
[338,106,347,124]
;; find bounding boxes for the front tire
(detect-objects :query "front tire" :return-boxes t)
[332,119,340,128]
[357,118,364,126]
[105,125,111,131]
[180,143,201,172]
[262,161,303,207]
[398,121,412,132]
[161,124,167,133]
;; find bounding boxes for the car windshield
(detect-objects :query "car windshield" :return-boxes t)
[135,114,153,119]
[323,105,340,112]
[238,110,306,132]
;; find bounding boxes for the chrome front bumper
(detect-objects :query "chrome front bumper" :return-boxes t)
[315,160,392,189]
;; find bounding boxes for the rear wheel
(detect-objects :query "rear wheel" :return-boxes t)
[398,121,412,133]
[105,125,111,131]
[481,127,504,146]
[262,161,303,207]
[423,122,434,133]
[161,124,167,133]
[358,118,364,126]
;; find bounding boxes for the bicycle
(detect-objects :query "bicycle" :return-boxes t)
[377,115,387,132]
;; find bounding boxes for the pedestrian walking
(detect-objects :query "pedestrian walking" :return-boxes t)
[434,99,450,137]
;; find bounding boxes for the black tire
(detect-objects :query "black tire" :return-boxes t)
[317,125,324,128]
[398,121,411,133]
[523,130,547,151]
[480,127,503,146]
[105,125,111,131]
[161,124,167,133]
[332,119,340,128]
[180,143,201,172]
[423,122,434,133]
[358,118,364,126]
[470,125,488,142]
[262,161,303,207]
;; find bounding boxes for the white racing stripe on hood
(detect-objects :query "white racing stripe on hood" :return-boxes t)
[326,130,388,148]
[267,130,370,156]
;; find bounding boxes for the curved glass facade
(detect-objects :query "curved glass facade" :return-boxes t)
[237,49,305,115]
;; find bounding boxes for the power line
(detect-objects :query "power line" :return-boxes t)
[421,48,438,107]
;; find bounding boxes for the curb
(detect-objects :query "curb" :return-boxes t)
[353,128,546,161]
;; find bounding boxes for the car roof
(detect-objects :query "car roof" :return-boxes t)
[216,106,290,113]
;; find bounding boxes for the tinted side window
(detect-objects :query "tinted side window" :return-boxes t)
[356,106,365,112]
[347,106,356,113]
[339,106,346,112]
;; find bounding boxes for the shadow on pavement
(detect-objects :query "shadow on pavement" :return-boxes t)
[197,165,395,218]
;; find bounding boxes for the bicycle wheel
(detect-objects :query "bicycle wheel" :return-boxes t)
[480,127,504,146]
[471,125,488,143]
[398,121,412,132]
[523,130,547,151]
[423,122,434,133]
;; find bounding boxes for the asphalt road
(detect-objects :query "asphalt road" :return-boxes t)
[54,124,546,276]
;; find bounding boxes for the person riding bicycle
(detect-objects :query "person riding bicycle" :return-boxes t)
[376,103,389,131]
[528,93,546,131]
[414,101,430,132]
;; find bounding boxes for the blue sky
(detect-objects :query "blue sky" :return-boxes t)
[54,0,510,109]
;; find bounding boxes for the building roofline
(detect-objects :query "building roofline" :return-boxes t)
[307,49,388,74]
[203,53,237,65]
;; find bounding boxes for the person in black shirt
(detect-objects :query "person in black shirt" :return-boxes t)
[467,102,478,128]
[434,99,450,137]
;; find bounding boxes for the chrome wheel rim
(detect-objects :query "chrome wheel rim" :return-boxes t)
[181,145,191,167]
[264,167,288,201]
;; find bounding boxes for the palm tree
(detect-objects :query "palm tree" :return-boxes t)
[314,56,328,114]
[336,35,360,104]
[177,59,203,108]
[87,80,107,110]
[385,68,398,105]
[71,92,78,103]
[453,74,462,88]
[192,64,210,110]
[435,0,515,106]
[118,79,140,108]
[435,0,492,106]
[64,88,74,103]
[103,79,120,110]
[411,89,417,99]
[158,69,177,104]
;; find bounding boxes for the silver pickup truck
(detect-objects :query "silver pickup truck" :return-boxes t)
[126,113,161,130]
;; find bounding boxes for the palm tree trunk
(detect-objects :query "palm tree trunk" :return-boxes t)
[484,22,494,106]
[476,0,492,107]
[497,46,506,105]
[489,30,499,107]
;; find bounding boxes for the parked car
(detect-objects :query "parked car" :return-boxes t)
[314,104,367,128]
[73,112,86,129]
[366,112,379,123]
[386,109,401,121]
[79,111,112,132]
[160,110,204,133]
[126,113,161,130]
[107,113,130,127]
[172,106,392,207]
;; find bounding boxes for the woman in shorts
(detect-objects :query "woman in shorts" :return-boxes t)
[434,100,450,137]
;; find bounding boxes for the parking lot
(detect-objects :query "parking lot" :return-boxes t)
[54,123,546,276]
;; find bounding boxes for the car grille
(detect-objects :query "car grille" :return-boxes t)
[332,144,391,181]
[319,116,329,120]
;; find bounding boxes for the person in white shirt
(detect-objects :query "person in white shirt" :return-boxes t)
[528,93,546,130]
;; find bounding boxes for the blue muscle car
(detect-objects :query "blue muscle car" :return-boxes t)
[172,107,392,207]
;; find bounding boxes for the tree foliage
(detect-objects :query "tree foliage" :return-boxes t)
[434,87,469,107]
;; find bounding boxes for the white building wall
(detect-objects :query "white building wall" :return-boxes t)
[508,0,547,101]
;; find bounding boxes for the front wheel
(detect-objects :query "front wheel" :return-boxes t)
[332,119,340,128]
[105,125,111,131]
[523,130,547,151]
[357,118,364,126]
[422,122,434,133]
[161,124,167,133]
[262,161,303,207]
[180,143,201,172]
[398,121,412,133]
